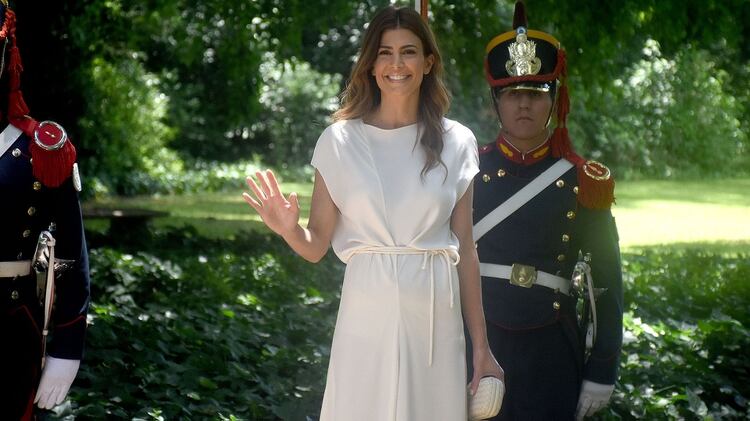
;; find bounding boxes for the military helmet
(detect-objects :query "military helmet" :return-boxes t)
[484,1,565,94]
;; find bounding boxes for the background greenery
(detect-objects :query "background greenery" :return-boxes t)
[65,180,749,420]
[10,0,749,419]
[15,0,750,195]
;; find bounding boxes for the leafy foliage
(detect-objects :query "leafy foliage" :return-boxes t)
[575,41,747,178]
[77,57,180,196]
[253,54,342,172]
[603,248,750,420]
[13,0,750,189]
[50,225,750,419]
[67,228,342,419]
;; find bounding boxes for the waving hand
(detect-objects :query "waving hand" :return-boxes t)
[243,170,300,236]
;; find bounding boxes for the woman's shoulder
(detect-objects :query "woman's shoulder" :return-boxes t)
[319,119,363,143]
[441,117,477,148]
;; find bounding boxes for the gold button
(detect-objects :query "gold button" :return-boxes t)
[573,186,579,194]
[482,174,491,182]
[497,169,506,177]
[556,179,565,188]
[562,234,570,242]
[33,181,42,191]
[12,148,21,157]
[552,301,561,310]
[557,254,566,262]
[566,211,576,220]
[27,207,36,216]
[11,290,20,300]
[22,229,31,238]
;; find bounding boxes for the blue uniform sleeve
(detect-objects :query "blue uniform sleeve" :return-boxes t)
[47,176,90,360]
[574,206,623,384]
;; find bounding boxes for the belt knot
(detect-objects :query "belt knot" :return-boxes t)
[349,245,460,366]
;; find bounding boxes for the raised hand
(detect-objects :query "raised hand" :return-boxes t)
[243,170,300,237]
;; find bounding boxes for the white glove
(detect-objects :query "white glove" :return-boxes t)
[575,380,614,420]
[34,356,81,409]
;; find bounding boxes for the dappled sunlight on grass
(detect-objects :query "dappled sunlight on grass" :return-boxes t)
[614,179,750,208]
[84,191,311,238]
[613,199,750,248]
[84,179,749,246]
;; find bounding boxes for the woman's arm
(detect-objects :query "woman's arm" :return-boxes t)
[451,183,504,391]
[244,169,338,262]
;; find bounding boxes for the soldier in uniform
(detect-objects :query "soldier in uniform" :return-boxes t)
[0,1,90,419]
[470,2,623,419]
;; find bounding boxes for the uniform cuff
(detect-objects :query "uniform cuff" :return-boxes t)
[48,315,87,359]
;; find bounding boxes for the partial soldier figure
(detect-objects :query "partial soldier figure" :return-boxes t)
[0,1,90,419]
[470,1,623,420]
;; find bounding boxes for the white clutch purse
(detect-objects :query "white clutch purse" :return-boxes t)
[468,376,505,420]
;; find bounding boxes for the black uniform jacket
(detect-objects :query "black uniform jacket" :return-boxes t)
[474,137,623,384]
[1,129,90,359]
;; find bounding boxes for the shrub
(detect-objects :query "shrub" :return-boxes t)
[603,248,750,420]
[575,40,748,179]
[51,228,750,419]
[67,228,342,419]
[77,57,181,197]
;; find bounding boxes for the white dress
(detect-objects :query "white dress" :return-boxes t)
[312,118,479,421]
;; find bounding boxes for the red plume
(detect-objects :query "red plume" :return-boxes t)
[512,1,528,29]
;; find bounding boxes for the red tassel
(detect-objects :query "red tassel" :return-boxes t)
[30,140,77,188]
[5,11,31,128]
[8,89,29,118]
[577,168,615,210]
[550,127,573,159]
[8,44,23,90]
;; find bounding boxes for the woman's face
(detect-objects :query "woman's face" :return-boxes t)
[497,89,553,142]
[371,28,434,103]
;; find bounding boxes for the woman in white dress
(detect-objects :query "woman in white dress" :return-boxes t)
[243,6,503,420]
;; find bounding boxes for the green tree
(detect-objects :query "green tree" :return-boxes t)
[14,0,750,191]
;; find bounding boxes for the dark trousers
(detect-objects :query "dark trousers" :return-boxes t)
[470,321,581,421]
[1,275,44,421]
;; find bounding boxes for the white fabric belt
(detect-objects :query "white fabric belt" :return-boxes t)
[479,262,570,295]
[349,246,460,367]
[0,260,32,278]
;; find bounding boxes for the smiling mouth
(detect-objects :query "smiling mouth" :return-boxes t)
[386,74,411,81]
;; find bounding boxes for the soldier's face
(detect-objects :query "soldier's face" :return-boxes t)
[497,89,553,142]
[371,29,434,103]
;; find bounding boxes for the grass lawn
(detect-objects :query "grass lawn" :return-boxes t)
[612,179,750,251]
[83,178,750,251]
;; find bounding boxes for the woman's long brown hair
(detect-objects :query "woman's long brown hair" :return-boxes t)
[333,6,450,178]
